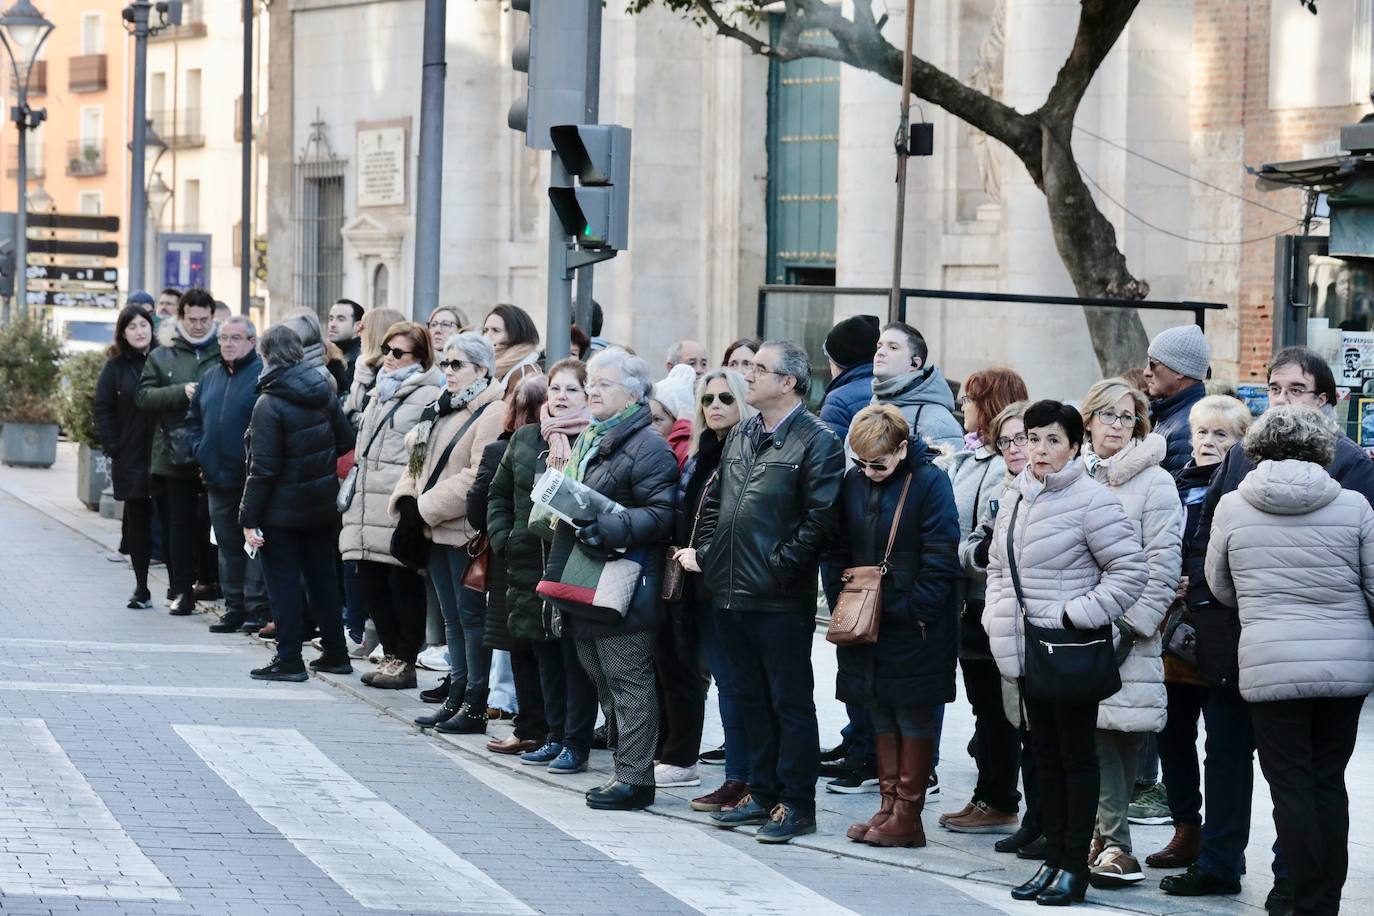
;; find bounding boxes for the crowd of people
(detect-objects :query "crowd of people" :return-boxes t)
[91,289,1374,911]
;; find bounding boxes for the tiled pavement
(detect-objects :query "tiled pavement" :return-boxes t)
[1,445,1370,915]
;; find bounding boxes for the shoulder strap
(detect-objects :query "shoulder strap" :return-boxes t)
[421,401,494,494]
[1005,498,1027,617]
[880,473,914,568]
[360,399,405,460]
[686,469,719,548]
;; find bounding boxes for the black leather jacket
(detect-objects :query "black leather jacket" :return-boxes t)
[695,404,845,613]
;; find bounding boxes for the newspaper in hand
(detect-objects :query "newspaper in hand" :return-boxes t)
[531,467,626,526]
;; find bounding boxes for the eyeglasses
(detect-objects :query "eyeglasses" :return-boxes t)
[383,346,414,359]
[220,334,254,345]
[438,359,474,372]
[586,379,627,393]
[956,396,972,409]
[428,320,458,331]
[700,392,736,407]
[852,457,891,472]
[1093,409,1137,428]
[995,433,1028,450]
[744,364,789,380]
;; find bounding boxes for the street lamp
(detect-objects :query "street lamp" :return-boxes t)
[145,169,171,286]
[0,0,54,319]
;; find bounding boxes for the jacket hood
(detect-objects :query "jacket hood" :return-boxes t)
[1150,382,1206,424]
[259,361,334,408]
[157,317,217,352]
[1238,459,1342,516]
[825,361,873,394]
[1086,433,1167,487]
[874,365,956,411]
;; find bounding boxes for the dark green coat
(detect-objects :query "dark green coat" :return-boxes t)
[135,326,221,479]
[487,424,554,641]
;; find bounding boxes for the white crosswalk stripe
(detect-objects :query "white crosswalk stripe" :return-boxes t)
[0,681,331,700]
[0,718,180,902]
[175,725,534,914]
[444,750,861,916]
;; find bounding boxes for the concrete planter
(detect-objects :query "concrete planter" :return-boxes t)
[0,422,59,468]
[77,444,111,509]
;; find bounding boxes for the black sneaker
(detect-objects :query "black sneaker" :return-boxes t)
[240,618,267,634]
[127,589,152,610]
[825,762,879,794]
[1015,835,1049,860]
[1264,879,1294,916]
[755,804,817,844]
[698,745,727,766]
[928,768,941,797]
[309,654,353,675]
[169,594,196,616]
[209,613,247,634]
[251,656,308,682]
[819,756,869,779]
[1160,864,1242,897]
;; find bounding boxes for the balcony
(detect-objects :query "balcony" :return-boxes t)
[6,60,45,97]
[69,54,107,93]
[150,0,206,41]
[5,143,44,179]
[66,139,105,177]
[149,108,205,149]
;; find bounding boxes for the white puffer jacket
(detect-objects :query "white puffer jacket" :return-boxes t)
[984,459,1149,680]
[1206,459,1374,703]
[338,366,443,564]
[1084,434,1182,733]
[945,446,1007,604]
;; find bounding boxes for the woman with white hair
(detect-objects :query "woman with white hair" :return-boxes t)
[391,331,507,731]
[551,347,679,810]
[1205,406,1374,913]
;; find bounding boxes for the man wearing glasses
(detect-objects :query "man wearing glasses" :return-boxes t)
[692,339,845,844]
[185,317,270,635]
[1143,325,1211,474]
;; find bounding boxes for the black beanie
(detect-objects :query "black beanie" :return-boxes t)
[824,314,881,370]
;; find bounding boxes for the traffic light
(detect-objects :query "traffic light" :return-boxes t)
[549,125,631,252]
[507,0,594,149]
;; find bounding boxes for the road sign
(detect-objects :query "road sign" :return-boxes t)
[26,289,119,308]
[30,281,120,294]
[26,238,120,259]
[27,213,120,233]
[158,233,211,291]
[25,264,118,284]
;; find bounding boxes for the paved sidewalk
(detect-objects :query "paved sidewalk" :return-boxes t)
[6,443,1372,914]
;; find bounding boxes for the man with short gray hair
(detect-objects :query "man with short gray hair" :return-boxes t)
[186,315,270,633]
[665,339,709,378]
[690,338,844,843]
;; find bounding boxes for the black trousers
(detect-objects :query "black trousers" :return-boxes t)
[121,497,153,593]
[510,641,549,742]
[160,475,208,597]
[1023,692,1099,874]
[1019,720,1042,835]
[655,608,708,768]
[1251,695,1364,916]
[259,524,345,663]
[357,560,426,665]
[961,657,1022,813]
[533,632,598,754]
[1158,681,1207,827]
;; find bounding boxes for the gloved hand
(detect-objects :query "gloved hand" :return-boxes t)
[575,521,604,548]
[973,525,993,568]
[396,496,423,534]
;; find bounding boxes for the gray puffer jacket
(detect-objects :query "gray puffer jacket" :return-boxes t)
[984,459,1149,680]
[1084,434,1182,733]
[1205,458,1374,703]
[945,445,1007,604]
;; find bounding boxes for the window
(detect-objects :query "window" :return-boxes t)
[1269,0,1374,109]
[80,12,103,56]
[182,179,200,230]
[79,192,101,214]
[80,105,102,142]
[373,263,389,309]
[150,71,166,114]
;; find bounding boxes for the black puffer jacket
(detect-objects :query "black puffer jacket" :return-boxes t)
[94,352,154,501]
[488,423,554,641]
[469,436,512,651]
[832,442,962,707]
[239,362,356,530]
[696,406,845,613]
[562,404,678,639]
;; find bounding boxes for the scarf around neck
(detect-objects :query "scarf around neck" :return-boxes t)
[375,363,421,403]
[178,322,216,349]
[495,342,540,385]
[565,403,640,482]
[540,401,592,471]
[407,377,492,478]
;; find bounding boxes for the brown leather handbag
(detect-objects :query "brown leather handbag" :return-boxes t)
[461,533,490,592]
[826,473,912,647]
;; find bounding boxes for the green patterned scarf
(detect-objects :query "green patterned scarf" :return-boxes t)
[564,403,641,483]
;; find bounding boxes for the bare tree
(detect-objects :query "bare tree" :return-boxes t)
[631,0,1153,374]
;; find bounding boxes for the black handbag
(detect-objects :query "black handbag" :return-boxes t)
[1005,499,1121,705]
[166,424,199,470]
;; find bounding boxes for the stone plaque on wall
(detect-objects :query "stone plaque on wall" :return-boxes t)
[356,125,407,209]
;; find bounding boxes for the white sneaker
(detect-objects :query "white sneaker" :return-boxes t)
[415,646,449,671]
[309,637,325,652]
[654,763,701,788]
[368,643,385,662]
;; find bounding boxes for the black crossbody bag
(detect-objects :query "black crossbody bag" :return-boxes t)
[1005,499,1121,705]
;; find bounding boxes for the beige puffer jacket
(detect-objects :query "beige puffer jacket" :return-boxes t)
[984,459,1148,680]
[338,366,443,564]
[1084,434,1182,733]
[388,380,505,547]
[1206,458,1374,703]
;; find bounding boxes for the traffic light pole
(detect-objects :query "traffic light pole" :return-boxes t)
[240,0,252,315]
[412,0,446,321]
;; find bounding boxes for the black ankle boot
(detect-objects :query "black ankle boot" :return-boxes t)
[436,688,488,734]
[420,674,452,704]
[1011,864,1060,901]
[416,681,466,728]
[1037,869,1088,906]
[995,822,1040,854]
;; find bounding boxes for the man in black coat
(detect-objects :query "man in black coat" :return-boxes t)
[327,299,365,394]
[1145,325,1211,475]
[186,316,269,633]
[1165,347,1374,907]
[692,339,845,844]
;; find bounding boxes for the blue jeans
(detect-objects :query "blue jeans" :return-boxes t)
[429,544,491,692]
[717,608,819,811]
[258,524,345,663]
[698,600,748,783]
[341,560,365,641]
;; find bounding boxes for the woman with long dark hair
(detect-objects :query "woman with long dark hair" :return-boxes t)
[482,304,542,387]
[95,303,157,608]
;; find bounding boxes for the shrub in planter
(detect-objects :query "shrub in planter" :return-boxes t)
[0,318,64,468]
[59,350,110,505]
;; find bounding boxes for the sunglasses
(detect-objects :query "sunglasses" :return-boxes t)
[851,457,891,472]
[383,346,414,359]
[438,359,473,372]
[700,392,736,407]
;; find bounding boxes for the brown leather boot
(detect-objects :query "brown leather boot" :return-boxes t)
[866,735,933,848]
[847,732,899,842]
[1145,823,1201,869]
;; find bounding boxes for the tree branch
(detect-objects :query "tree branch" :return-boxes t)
[1039,0,1141,123]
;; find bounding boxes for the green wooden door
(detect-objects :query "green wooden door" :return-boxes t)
[766,19,839,286]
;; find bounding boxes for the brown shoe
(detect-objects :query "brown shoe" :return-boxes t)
[691,779,748,812]
[370,661,417,689]
[486,706,514,720]
[938,799,977,828]
[866,735,933,848]
[943,800,1019,835]
[1146,824,1201,869]
[848,732,899,842]
[1089,831,1105,868]
[1089,846,1145,887]
[486,736,540,755]
[360,656,396,686]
